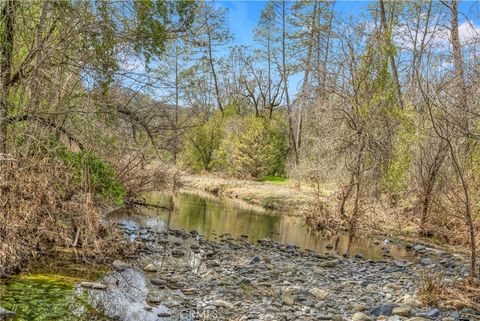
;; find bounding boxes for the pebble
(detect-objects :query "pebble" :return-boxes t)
[352,312,371,321]
[319,260,339,268]
[309,287,328,300]
[398,294,422,308]
[80,282,107,290]
[354,304,368,312]
[392,305,411,317]
[372,304,396,316]
[112,260,130,271]
[143,263,158,272]
[211,299,235,310]
[415,308,441,318]
[97,224,480,321]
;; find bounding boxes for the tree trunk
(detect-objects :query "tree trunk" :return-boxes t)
[339,176,353,219]
[447,1,475,276]
[319,1,334,97]
[413,0,432,111]
[419,141,446,235]
[0,0,16,155]
[267,35,272,112]
[449,0,468,127]
[280,0,298,165]
[206,26,223,113]
[173,42,179,164]
[349,135,365,234]
[448,140,476,277]
[295,0,319,158]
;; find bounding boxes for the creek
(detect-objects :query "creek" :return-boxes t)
[0,191,417,321]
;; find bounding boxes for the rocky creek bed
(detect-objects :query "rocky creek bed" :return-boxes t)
[1,206,479,321]
[18,223,477,321]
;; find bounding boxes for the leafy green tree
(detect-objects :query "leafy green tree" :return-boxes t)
[181,111,223,172]
[218,115,287,178]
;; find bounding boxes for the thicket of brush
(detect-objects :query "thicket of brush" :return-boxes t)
[0,156,122,275]
[0,1,195,274]
[0,140,170,275]
[417,272,480,311]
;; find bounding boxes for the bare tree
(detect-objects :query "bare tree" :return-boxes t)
[193,2,231,113]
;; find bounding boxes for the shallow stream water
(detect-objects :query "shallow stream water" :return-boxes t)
[0,191,415,320]
[112,191,414,260]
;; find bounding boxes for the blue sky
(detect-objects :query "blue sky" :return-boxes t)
[214,0,479,97]
[218,1,371,48]
[218,0,479,49]
[216,1,374,96]
[123,1,480,101]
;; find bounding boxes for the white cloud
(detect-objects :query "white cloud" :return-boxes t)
[458,21,480,45]
[395,20,480,51]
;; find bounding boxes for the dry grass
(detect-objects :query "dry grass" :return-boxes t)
[0,156,132,275]
[304,198,342,232]
[416,273,449,306]
[113,155,168,198]
[417,272,480,310]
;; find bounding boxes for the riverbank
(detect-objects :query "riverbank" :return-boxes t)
[180,175,467,258]
[2,193,479,321]
[8,224,476,321]
[180,174,318,215]
[123,226,480,321]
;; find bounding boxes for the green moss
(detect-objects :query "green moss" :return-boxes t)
[17,274,82,286]
[0,273,110,321]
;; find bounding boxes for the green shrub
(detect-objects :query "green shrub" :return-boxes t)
[382,108,416,202]
[180,111,223,172]
[59,149,125,204]
[218,115,287,178]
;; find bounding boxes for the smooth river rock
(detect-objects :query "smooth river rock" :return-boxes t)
[0,307,15,319]
[143,264,158,272]
[112,260,131,271]
[309,287,328,300]
[372,304,396,316]
[397,294,422,308]
[415,308,440,318]
[80,282,107,290]
[392,305,412,317]
[352,312,371,321]
[211,299,235,310]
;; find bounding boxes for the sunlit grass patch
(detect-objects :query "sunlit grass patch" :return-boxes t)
[260,175,288,185]
[18,273,83,286]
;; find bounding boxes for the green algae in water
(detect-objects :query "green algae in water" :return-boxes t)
[0,274,111,321]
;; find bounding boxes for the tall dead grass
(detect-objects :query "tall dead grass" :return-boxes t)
[417,272,480,310]
[0,156,129,275]
[304,198,342,232]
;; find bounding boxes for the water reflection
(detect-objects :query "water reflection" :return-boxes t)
[109,191,415,260]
